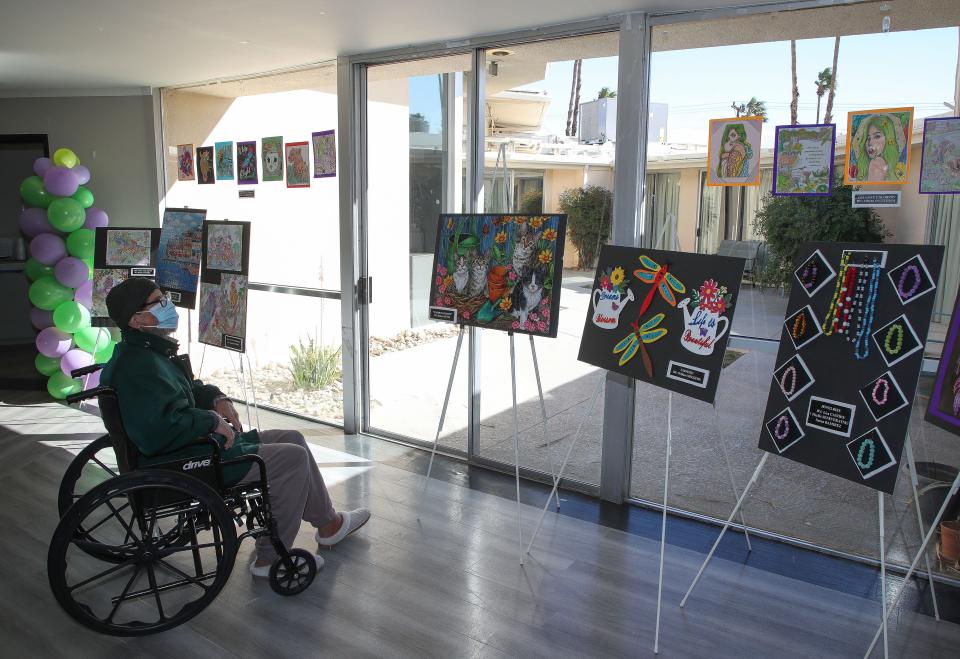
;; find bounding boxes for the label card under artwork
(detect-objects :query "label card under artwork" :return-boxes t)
[758,242,944,495]
[577,245,746,404]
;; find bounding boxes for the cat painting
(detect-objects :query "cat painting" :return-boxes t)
[468,252,489,298]
[512,226,541,274]
[511,265,546,326]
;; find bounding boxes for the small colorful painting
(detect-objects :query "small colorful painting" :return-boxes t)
[919,117,960,194]
[312,130,337,178]
[706,116,763,186]
[157,208,205,308]
[926,287,960,435]
[237,141,258,184]
[92,269,128,319]
[261,136,284,182]
[106,229,152,266]
[206,223,244,272]
[196,146,215,185]
[285,141,310,188]
[773,124,836,196]
[577,246,746,404]
[198,274,248,352]
[428,215,566,337]
[844,107,914,185]
[177,144,195,181]
[215,141,234,180]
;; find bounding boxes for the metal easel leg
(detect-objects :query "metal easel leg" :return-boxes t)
[245,352,261,430]
[234,352,253,430]
[878,492,889,659]
[418,327,465,518]
[529,335,560,510]
[904,436,940,620]
[509,332,524,565]
[714,403,752,552]
[654,392,673,654]
[680,452,769,608]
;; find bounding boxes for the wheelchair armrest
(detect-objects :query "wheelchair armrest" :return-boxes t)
[66,385,115,405]
[71,364,103,378]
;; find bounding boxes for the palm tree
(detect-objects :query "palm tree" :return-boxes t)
[731,98,767,121]
[597,87,617,99]
[814,68,833,123]
[824,37,840,124]
[565,59,583,137]
[790,40,799,125]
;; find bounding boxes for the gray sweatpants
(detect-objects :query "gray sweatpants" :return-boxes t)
[239,429,338,562]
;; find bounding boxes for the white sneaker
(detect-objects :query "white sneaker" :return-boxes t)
[249,552,324,578]
[316,508,371,548]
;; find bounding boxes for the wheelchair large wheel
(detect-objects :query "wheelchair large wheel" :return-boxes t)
[58,435,118,517]
[48,470,238,636]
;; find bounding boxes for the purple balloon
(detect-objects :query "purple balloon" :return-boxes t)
[36,327,72,358]
[54,256,89,288]
[30,233,67,266]
[82,368,101,390]
[30,307,55,330]
[60,348,94,377]
[73,164,91,185]
[83,207,109,229]
[19,208,52,237]
[74,280,93,308]
[33,157,53,177]
[44,166,80,197]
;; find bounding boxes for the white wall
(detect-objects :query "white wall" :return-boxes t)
[0,94,161,229]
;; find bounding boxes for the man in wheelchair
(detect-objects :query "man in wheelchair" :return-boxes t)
[101,278,369,576]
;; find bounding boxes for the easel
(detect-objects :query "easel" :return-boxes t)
[419,325,562,565]
[678,437,941,659]
[195,328,261,431]
[523,377,754,653]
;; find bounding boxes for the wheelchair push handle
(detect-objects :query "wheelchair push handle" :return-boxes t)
[71,364,103,378]
[66,385,114,405]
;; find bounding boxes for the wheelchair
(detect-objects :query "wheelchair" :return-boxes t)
[48,364,317,636]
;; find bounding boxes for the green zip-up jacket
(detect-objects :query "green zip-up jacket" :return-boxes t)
[100,330,259,485]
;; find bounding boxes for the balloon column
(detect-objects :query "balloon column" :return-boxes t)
[19,148,115,399]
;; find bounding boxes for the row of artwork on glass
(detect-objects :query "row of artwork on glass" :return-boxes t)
[175,131,337,188]
[706,108,959,196]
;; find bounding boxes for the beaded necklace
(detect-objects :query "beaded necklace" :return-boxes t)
[897,264,921,300]
[822,252,851,336]
[852,258,882,360]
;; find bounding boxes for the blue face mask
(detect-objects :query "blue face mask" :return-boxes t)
[147,297,180,330]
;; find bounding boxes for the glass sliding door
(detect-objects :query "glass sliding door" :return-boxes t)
[362,55,471,452]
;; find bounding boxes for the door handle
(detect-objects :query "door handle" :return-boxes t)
[358,276,373,304]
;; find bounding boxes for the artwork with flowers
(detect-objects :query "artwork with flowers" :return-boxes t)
[918,117,960,194]
[759,242,943,495]
[843,107,914,185]
[577,246,746,404]
[428,214,566,337]
[772,123,836,196]
[199,220,251,352]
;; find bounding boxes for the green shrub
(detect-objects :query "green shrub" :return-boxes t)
[519,189,543,214]
[288,337,341,391]
[558,185,613,269]
[753,174,890,289]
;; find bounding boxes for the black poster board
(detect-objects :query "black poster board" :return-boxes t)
[758,242,944,494]
[577,246,746,404]
[156,208,205,309]
[925,287,960,436]
[427,214,566,338]
[198,220,251,352]
[91,227,161,327]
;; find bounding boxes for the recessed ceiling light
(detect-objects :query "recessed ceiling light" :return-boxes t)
[490,49,513,57]
[239,40,251,45]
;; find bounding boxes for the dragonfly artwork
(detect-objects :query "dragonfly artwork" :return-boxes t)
[634,254,686,308]
[613,312,667,376]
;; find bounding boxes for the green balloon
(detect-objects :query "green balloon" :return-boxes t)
[53,148,78,169]
[35,353,61,376]
[66,228,95,259]
[29,276,74,311]
[75,326,110,353]
[48,198,85,233]
[53,300,90,333]
[25,257,54,281]
[71,186,94,209]
[20,176,52,208]
[94,339,116,364]
[47,371,81,400]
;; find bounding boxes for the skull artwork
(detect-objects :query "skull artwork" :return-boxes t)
[264,148,281,175]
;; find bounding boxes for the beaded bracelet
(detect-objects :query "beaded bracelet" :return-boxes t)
[871,378,890,406]
[897,264,921,300]
[773,415,791,441]
[780,366,798,396]
[856,438,876,470]
[883,324,904,355]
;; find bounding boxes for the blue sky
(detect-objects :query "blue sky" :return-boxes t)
[410,27,957,148]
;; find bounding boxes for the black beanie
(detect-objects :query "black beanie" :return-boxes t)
[106,278,160,329]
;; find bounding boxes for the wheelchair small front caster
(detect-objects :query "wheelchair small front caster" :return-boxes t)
[269,549,317,596]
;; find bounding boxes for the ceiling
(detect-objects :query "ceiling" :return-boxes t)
[0,0,777,92]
